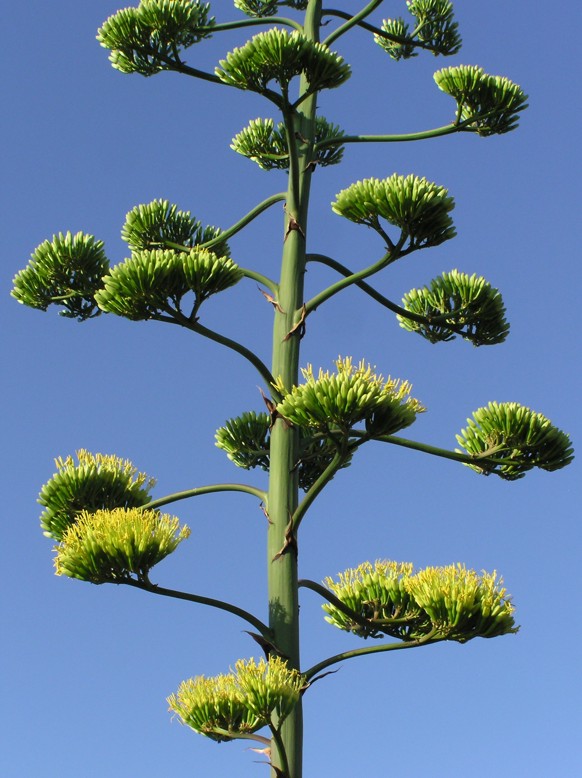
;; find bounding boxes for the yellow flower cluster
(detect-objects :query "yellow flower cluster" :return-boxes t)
[324,559,517,643]
[54,507,190,584]
[168,657,304,742]
[275,357,424,435]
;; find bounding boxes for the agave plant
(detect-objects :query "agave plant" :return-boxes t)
[12,3,572,777]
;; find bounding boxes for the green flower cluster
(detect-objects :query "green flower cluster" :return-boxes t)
[274,357,425,435]
[397,269,510,346]
[406,564,517,641]
[39,450,155,541]
[332,174,456,250]
[11,232,109,321]
[323,561,425,640]
[215,410,352,491]
[234,0,307,16]
[54,507,190,584]
[122,199,229,257]
[435,65,528,135]
[376,0,461,61]
[456,402,574,479]
[234,0,278,16]
[231,116,345,170]
[216,28,350,97]
[168,656,304,741]
[324,560,518,643]
[95,247,242,320]
[97,0,214,76]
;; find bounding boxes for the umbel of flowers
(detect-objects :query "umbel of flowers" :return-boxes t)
[10,1,575,777]
[322,560,517,643]
[38,450,156,540]
[54,507,190,584]
[168,657,305,743]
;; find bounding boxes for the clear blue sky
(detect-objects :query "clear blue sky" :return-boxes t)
[2,2,580,776]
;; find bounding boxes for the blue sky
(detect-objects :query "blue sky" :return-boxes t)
[2,2,580,776]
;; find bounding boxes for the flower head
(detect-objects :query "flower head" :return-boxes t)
[168,656,304,741]
[54,507,190,584]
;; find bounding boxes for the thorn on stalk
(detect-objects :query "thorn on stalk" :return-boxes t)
[284,206,305,241]
[243,630,287,660]
[272,517,298,561]
[259,387,279,425]
[258,286,285,313]
[260,502,273,524]
[303,668,340,691]
[260,387,292,431]
[283,305,306,341]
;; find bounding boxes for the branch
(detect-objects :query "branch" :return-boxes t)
[269,724,291,778]
[322,0,384,47]
[143,50,224,87]
[306,254,468,328]
[209,17,304,34]
[303,631,441,682]
[299,579,379,635]
[281,107,301,202]
[315,114,506,153]
[292,450,347,532]
[348,430,525,470]
[123,578,273,640]
[201,191,287,252]
[145,483,267,512]
[321,9,449,58]
[169,313,278,395]
[304,245,408,316]
[241,268,279,296]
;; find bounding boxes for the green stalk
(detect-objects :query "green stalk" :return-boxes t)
[266,5,322,775]
[145,482,267,512]
[307,253,475,327]
[304,631,441,681]
[292,450,346,532]
[322,0,384,46]
[123,578,272,639]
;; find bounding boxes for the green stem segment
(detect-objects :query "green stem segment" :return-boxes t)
[266,5,323,775]
[298,578,382,633]
[292,451,346,532]
[145,482,267,512]
[306,253,464,326]
[201,191,287,252]
[304,631,441,682]
[173,316,277,393]
[123,578,272,639]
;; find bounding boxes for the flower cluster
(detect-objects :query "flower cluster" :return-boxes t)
[332,174,456,250]
[274,357,425,436]
[397,269,510,346]
[375,0,461,61]
[216,28,350,97]
[215,410,353,491]
[54,507,190,584]
[95,247,242,320]
[168,656,304,741]
[456,402,574,479]
[97,1,214,76]
[323,561,425,640]
[11,232,109,321]
[323,560,518,643]
[435,65,528,135]
[231,116,345,170]
[39,450,155,541]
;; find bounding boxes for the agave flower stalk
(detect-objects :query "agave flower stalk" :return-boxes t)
[12,2,574,777]
[265,6,323,772]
